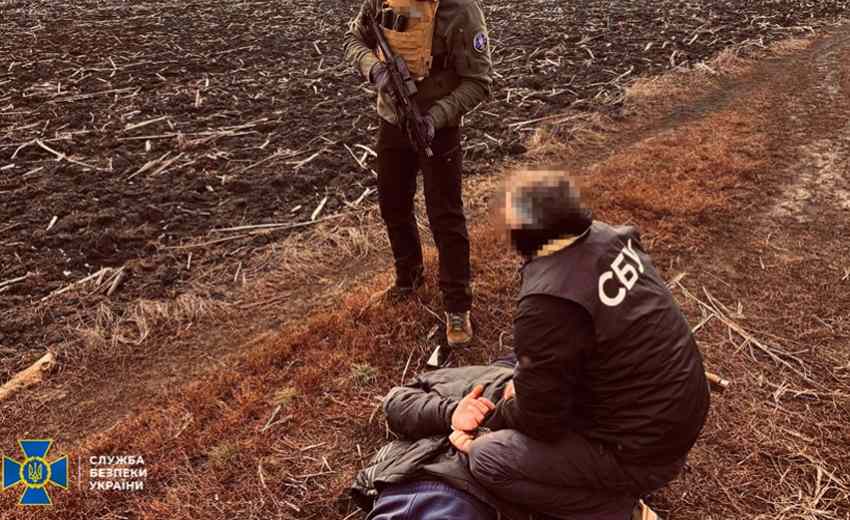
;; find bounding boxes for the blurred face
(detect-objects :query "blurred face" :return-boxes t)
[501,171,546,231]
[499,170,592,258]
[503,189,525,230]
[500,192,543,258]
[490,184,518,250]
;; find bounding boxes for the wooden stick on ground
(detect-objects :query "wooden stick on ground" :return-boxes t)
[288,149,323,169]
[35,139,104,171]
[239,149,299,174]
[150,152,185,176]
[106,267,127,297]
[40,267,109,302]
[127,151,170,180]
[0,273,29,290]
[705,371,730,392]
[124,115,168,132]
[676,281,816,386]
[0,352,55,402]
[209,211,356,234]
[311,196,329,221]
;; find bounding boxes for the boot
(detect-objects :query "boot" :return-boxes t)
[446,311,473,346]
[376,271,424,305]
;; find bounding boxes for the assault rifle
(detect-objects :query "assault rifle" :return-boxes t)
[368,14,434,158]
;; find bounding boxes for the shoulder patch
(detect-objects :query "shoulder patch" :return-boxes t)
[473,31,488,53]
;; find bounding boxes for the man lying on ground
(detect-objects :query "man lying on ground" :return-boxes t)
[351,357,655,519]
[350,359,519,520]
[447,171,711,518]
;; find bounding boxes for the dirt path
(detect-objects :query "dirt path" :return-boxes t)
[652,31,850,519]
[2,24,850,520]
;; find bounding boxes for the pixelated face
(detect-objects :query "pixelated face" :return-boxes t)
[503,188,529,229]
[501,170,591,255]
[503,170,569,230]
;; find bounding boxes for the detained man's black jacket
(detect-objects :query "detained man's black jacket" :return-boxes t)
[350,361,534,520]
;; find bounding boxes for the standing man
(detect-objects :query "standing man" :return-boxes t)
[449,171,711,519]
[344,0,493,346]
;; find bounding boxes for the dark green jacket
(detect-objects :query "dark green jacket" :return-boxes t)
[343,0,493,129]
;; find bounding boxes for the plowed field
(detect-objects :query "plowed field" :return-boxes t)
[2,0,848,365]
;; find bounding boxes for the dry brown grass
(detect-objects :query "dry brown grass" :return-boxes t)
[524,112,614,158]
[769,37,815,54]
[624,36,813,110]
[73,294,232,353]
[591,109,766,220]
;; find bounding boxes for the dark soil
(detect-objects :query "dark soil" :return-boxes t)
[1,1,847,367]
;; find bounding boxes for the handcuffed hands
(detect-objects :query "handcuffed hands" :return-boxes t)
[451,384,495,432]
[449,429,476,454]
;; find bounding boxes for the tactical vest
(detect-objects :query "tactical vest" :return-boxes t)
[379,0,439,79]
[518,222,710,464]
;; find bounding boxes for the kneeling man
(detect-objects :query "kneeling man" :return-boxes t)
[450,171,711,519]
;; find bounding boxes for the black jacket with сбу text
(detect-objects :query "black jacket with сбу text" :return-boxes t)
[485,222,711,465]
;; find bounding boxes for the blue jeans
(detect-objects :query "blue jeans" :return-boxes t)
[368,480,496,520]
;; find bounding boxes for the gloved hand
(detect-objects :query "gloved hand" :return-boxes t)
[369,61,391,93]
[405,113,436,151]
[421,113,436,146]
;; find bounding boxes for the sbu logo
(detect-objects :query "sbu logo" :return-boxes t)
[598,239,644,307]
[2,439,68,506]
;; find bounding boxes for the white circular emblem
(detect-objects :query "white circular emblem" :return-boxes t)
[473,31,487,53]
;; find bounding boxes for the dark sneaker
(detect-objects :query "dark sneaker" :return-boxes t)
[377,273,424,304]
[446,311,473,346]
[381,283,417,303]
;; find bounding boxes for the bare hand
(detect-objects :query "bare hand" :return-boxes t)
[503,380,515,401]
[451,384,496,432]
[449,429,475,454]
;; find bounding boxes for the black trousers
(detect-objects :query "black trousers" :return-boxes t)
[376,120,472,313]
[468,429,685,519]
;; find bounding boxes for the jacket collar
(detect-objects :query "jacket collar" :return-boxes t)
[534,227,591,258]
